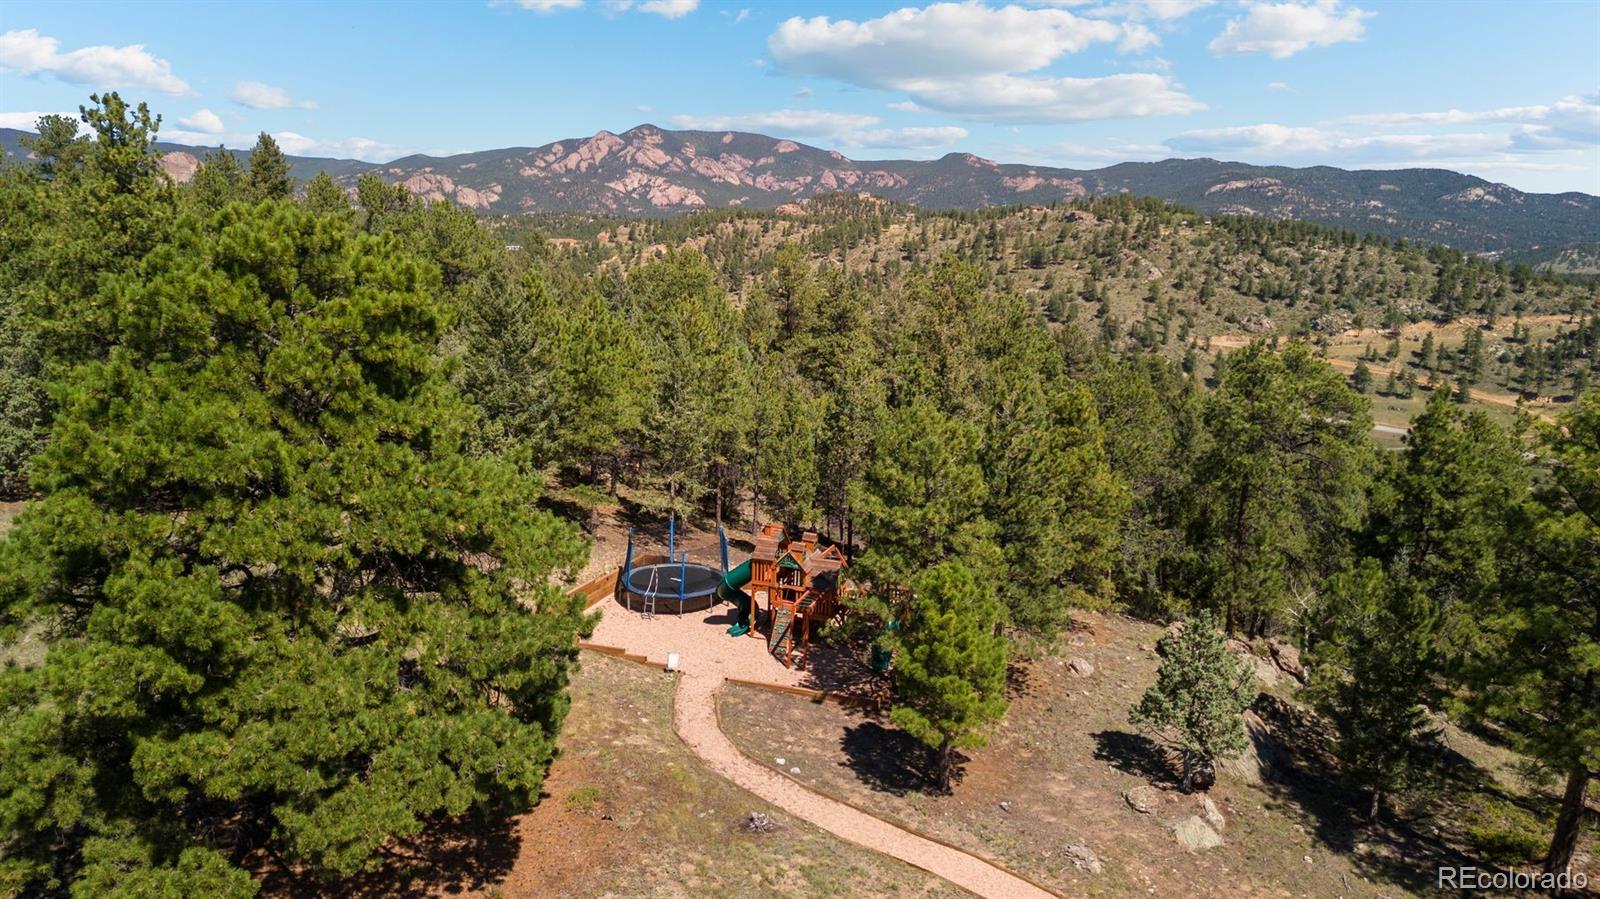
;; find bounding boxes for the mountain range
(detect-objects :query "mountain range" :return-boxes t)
[4,124,1596,262]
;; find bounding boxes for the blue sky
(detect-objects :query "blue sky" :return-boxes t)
[2,0,1596,192]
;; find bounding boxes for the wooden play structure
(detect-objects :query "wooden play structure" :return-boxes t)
[742,523,847,668]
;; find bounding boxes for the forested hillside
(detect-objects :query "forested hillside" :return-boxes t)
[1,97,1595,896]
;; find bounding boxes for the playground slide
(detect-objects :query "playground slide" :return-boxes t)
[718,559,754,636]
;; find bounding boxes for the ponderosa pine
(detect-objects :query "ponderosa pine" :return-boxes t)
[0,201,592,894]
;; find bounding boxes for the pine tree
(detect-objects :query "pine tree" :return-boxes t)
[1312,561,1441,821]
[0,94,177,493]
[187,147,248,213]
[246,131,294,200]
[0,202,592,892]
[887,561,1010,791]
[850,401,999,591]
[1130,614,1254,791]
[1462,390,1600,876]
[1193,341,1373,634]
[1352,359,1373,393]
[982,376,1127,641]
[301,171,352,218]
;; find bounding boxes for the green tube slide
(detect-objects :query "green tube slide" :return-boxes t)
[718,559,753,636]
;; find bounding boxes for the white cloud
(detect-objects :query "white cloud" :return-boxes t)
[860,125,971,148]
[639,0,699,18]
[270,131,413,162]
[793,86,812,99]
[771,4,1123,84]
[1209,0,1371,58]
[1266,81,1292,91]
[178,108,225,134]
[1085,0,1216,20]
[605,0,698,16]
[895,72,1203,122]
[231,81,317,110]
[733,8,751,23]
[0,110,73,131]
[668,108,967,150]
[0,28,192,95]
[1169,123,1516,163]
[767,3,1200,123]
[1117,22,1160,52]
[887,100,923,112]
[505,0,583,10]
[1344,94,1600,145]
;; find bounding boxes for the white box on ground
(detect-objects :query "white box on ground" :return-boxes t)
[666,652,680,672]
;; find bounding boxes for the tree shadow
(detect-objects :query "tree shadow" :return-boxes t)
[1091,730,1181,788]
[839,720,964,796]
[255,809,520,898]
[1005,660,1036,700]
[798,642,885,704]
[1240,693,1493,896]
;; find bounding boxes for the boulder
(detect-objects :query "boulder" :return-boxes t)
[1173,815,1224,851]
[1063,844,1103,874]
[1200,796,1226,831]
[745,811,775,833]
[1123,785,1161,814]
[1267,637,1306,682]
[1067,656,1095,678]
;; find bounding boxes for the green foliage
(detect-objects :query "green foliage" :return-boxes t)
[1190,341,1373,634]
[1462,798,1551,866]
[187,148,248,214]
[1130,615,1254,791]
[246,132,293,200]
[0,95,177,495]
[1459,390,1600,873]
[886,561,1010,790]
[981,376,1127,641]
[624,251,754,516]
[1310,560,1442,821]
[850,401,999,591]
[302,171,352,219]
[0,202,592,893]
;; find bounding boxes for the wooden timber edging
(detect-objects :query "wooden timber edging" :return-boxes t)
[707,680,1066,899]
[723,677,881,712]
[568,555,670,612]
[576,642,653,666]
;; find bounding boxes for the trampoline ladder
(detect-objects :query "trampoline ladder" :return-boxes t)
[641,567,659,620]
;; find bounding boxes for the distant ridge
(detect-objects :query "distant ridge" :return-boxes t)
[4,124,1595,261]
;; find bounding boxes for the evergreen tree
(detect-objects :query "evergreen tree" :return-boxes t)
[1130,614,1254,791]
[0,202,592,892]
[1365,389,1524,653]
[982,376,1127,641]
[1312,561,1441,821]
[1462,390,1600,876]
[301,171,352,218]
[850,401,999,591]
[1351,359,1373,394]
[887,562,1010,791]
[246,131,294,200]
[0,95,177,493]
[1192,341,1372,634]
[187,147,248,213]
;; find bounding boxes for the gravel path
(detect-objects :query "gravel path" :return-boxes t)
[588,568,1057,899]
[672,671,1056,899]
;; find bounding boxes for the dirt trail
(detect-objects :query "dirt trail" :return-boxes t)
[672,671,1056,899]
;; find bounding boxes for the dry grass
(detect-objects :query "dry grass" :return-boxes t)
[720,612,1598,898]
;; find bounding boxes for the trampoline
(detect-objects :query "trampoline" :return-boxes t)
[615,514,733,616]
[618,561,722,614]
